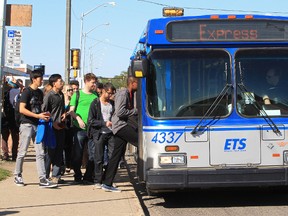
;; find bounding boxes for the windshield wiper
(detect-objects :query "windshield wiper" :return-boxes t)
[237,62,280,134]
[191,83,232,135]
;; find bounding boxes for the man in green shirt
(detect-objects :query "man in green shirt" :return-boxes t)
[69,73,98,183]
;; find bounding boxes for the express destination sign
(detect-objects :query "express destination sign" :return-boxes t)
[167,19,288,42]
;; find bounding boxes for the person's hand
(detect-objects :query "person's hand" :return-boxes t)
[38,112,50,122]
[76,116,85,129]
[53,121,66,130]
[61,113,67,121]
[106,121,112,127]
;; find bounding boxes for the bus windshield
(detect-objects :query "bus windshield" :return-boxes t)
[235,49,288,117]
[146,49,232,118]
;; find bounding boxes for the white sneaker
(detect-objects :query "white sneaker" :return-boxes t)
[39,178,58,188]
[94,183,102,189]
[14,175,25,186]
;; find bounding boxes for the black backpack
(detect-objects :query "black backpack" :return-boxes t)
[14,93,21,127]
[14,88,31,127]
[3,89,13,118]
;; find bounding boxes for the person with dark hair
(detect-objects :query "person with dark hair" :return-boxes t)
[101,77,138,192]
[87,83,116,189]
[263,68,287,105]
[14,70,57,188]
[96,82,104,97]
[42,74,66,184]
[69,73,98,184]
[1,79,13,161]
[70,80,80,92]
[1,77,23,161]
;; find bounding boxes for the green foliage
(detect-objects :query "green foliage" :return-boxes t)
[99,71,128,89]
[0,167,11,181]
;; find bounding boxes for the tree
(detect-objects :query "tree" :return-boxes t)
[99,71,127,89]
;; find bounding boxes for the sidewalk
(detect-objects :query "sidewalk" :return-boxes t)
[0,146,144,216]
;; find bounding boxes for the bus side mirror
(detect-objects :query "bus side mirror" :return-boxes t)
[131,58,149,78]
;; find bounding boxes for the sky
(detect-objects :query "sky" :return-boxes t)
[6,0,288,79]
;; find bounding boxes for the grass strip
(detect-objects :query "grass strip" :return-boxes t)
[0,167,11,181]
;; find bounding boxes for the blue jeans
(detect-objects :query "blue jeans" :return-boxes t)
[72,127,94,181]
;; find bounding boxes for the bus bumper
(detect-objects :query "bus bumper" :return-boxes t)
[146,167,288,191]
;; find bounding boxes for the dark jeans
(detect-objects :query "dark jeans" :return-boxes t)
[45,129,65,179]
[63,127,73,169]
[72,127,94,181]
[93,132,114,183]
[102,125,138,186]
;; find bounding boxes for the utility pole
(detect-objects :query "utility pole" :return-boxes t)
[0,0,7,159]
[65,0,71,83]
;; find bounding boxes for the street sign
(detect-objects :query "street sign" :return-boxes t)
[5,30,22,67]
[7,30,15,38]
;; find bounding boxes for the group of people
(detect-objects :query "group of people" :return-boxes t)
[2,70,138,192]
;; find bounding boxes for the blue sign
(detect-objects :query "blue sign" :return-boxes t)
[7,30,15,38]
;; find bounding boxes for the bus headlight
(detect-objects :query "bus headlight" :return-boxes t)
[159,154,186,166]
[283,151,288,164]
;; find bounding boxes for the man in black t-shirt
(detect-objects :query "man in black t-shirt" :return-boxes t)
[13,70,57,188]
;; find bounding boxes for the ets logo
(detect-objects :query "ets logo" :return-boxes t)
[224,138,247,152]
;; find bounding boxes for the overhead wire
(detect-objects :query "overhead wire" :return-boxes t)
[137,0,288,15]
[86,36,133,51]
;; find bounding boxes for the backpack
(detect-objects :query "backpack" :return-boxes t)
[14,88,31,127]
[74,90,80,112]
[14,93,21,127]
[3,89,13,118]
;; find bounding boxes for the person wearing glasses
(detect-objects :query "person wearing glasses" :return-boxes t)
[62,84,74,174]
[262,68,286,105]
[99,77,138,192]
[87,83,116,190]
[70,80,80,92]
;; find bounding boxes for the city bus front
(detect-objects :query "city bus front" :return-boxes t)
[131,13,288,193]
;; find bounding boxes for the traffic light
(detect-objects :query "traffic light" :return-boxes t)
[71,49,80,69]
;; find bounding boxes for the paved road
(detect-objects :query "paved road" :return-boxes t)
[126,157,288,216]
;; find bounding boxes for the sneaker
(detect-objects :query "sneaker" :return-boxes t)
[49,177,65,184]
[39,178,58,188]
[94,183,102,189]
[101,184,121,192]
[14,175,25,186]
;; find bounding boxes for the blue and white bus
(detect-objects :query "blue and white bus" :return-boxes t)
[130,8,288,193]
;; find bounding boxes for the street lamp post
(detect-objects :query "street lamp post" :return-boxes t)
[79,1,115,78]
[82,23,109,74]
[88,39,109,73]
